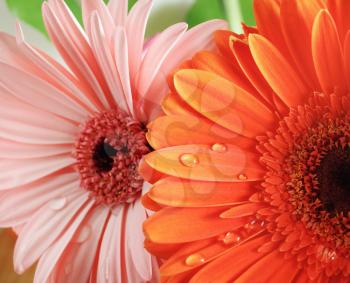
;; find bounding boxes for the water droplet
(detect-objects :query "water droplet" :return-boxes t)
[244,219,258,231]
[76,225,91,243]
[237,174,247,180]
[180,154,199,167]
[221,232,241,245]
[211,143,227,153]
[185,253,205,266]
[49,197,67,211]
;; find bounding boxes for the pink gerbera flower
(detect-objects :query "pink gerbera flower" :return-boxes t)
[0,0,226,282]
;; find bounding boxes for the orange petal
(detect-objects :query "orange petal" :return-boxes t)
[141,194,163,211]
[164,269,198,283]
[190,234,270,282]
[312,9,347,95]
[249,34,308,107]
[191,51,258,96]
[235,250,299,283]
[254,0,290,58]
[167,60,194,93]
[149,177,257,207]
[138,157,166,183]
[161,238,233,276]
[143,207,248,243]
[144,239,183,259]
[147,115,255,149]
[280,0,324,91]
[220,203,266,218]
[214,30,243,67]
[144,144,265,182]
[231,38,274,104]
[162,92,198,117]
[174,69,276,137]
[343,31,350,89]
[161,239,213,275]
[327,0,350,43]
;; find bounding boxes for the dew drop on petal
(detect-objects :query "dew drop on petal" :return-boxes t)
[221,232,241,245]
[76,225,91,244]
[185,253,205,266]
[211,143,227,153]
[180,154,199,167]
[49,197,67,211]
[237,174,247,181]
[244,219,258,232]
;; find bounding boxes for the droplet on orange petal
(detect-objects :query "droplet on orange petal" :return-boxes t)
[179,153,199,167]
[185,253,205,266]
[211,143,227,153]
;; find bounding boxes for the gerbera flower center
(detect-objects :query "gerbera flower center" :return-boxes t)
[317,149,350,214]
[284,112,350,250]
[259,96,350,273]
[74,109,151,205]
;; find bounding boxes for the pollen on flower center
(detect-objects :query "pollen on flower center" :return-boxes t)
[74,109,151,205]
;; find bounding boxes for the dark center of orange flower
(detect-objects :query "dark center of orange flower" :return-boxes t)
[75,109,151,205]
[284,111,350,250]
[317,149,350,214]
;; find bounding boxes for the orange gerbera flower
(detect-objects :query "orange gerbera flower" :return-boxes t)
[141,0,350,282]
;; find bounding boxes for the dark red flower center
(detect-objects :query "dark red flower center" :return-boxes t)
[317,149,350,214]
[74,109,151,205]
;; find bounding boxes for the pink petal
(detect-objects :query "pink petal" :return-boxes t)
[0,138,71,159]
[81,0,114,41]
[125,199,153,282]
[0,31,96,113]
[14,190,89,273]
[126,0,153,81]
[89,14,131,113]
[0,89,77,144]
[0,171,79,226]
[136,22,187,99]
[0,62,87,123]
[47,206,110,283]
[97,206,124,283]
[113,27,134,116]
[33,199,95,283]
[42,2,108,110]
[16,39,98,113]
[162,19,227,74]
[0,155,75,190]
[108,0,128,25]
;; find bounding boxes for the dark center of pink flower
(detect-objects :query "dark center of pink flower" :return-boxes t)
[74,109,151,205]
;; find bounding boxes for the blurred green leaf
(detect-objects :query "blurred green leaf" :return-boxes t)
[128,0,137,10]
[6,0,47,35]
[6,0,82,36]
[239,0,255,26]
[186,0,227,28]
